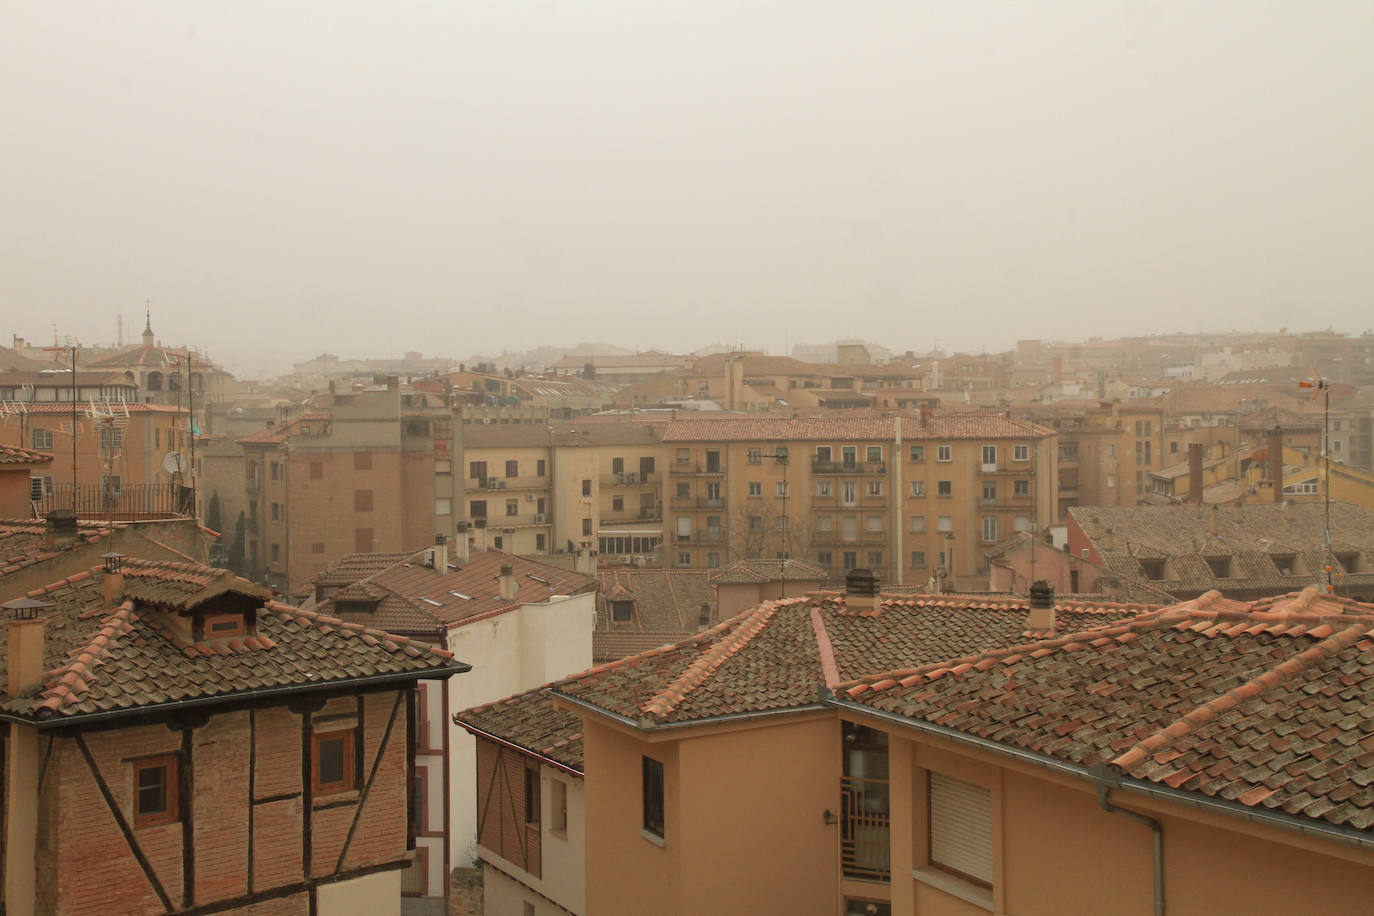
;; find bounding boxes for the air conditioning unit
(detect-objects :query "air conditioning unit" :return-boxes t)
[534,513,547,523]
[631,556,646,567]
[495,480,507,489]
[525,492,536,501]
[626,473,639,484]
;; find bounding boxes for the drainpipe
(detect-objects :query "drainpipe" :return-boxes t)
[1089,762,1163,916]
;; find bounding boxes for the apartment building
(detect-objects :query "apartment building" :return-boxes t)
[0,552,467,916]
[461,421,669,566]
[237,382,459,595]
[661,411,1056,591]
[545,582,1374,915]
[0,402,192,521]
[0,446,52,517]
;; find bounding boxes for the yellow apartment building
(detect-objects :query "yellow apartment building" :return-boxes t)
[661,411,1055,590]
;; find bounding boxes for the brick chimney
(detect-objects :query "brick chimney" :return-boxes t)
[498,564,518,601]
[101,552,126,605]
[1284,499,1295,522]
[44,509,78,550]
[454,521,471,562]
[432,533,448,571]
[1026,579,1055,633]
[1188,443,1204,504]
[844,567,880,615]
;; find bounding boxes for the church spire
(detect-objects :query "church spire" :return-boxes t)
[142,300,154,346]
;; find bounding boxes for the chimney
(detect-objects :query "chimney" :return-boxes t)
[1188,443,1204,504]
[1026,579,1055,632]
[454,521,471,562]
[4,598,51,698]
[918,402,931,429]
[432,534,448,571]
[1268,426,1284,502]
[498,564,518,601]
[844,567,880,615]
[1101,527,1115,551]
[1284,499,1295,522]
[472,517,488,551]
[44,509,78,550]
[1209,504,1219,535]
[101,552,126,605]
[574,544,596,576]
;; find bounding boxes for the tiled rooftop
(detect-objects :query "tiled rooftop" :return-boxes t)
[315,545,597,635]
[311,551,413,588]
[709,558,829,585]
[595,569,714,662]
[0,444,54,465]
[0,558,462,722]
[454,687,584,773]
[842,588,1374,832]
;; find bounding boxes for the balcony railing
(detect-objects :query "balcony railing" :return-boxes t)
[813,460,884,475]
[478,475,549,490]
[602,471,662,487]
[36,484,196,521]
[840,776,891,881]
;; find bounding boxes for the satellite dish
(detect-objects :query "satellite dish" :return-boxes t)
[163,452,189,475]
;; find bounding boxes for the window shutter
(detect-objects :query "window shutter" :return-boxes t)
[929,772,993,886]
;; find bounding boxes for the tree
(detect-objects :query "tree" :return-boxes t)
[227,510,246,574]
[205,493,222,534]
[727,497,817,564]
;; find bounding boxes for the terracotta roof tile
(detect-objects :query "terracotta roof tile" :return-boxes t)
[454,687,584,773]
[0,444,54,466]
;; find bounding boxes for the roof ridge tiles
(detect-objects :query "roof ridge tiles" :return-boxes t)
[1112,621,1372,772]
[639,597,804,721]
[36,602,138,714]
[264,600,454,661]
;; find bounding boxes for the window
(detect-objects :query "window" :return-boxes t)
[310,461,323,480]
[816,481,833,497]
[469,500,487,520]
[270,502,280,522]
[817,516,834,532]
[355,489,373,512]
[748,482,762,497]
[749,515,763,531]
[537,459,547,476]
[270,543,280,562]
[1170,441,1179,454]
[868,551,883,568]
[910,481,925,498]
[705,450,721,472]
[981,481,997,504]
[866,481,882,497]
[102,474,122,495]
[866,446,883,463]
[582,517,592,535]
[675,448,690,464]
[1014,479,1029,497]
[551,778,569,833]
[1014,516,1032,532]
[842,481,857,505]
[154,428,160,449]
[642,756,665,839]
[582,479,591,497]
[312,542,325,554]
[747,448,762,464]
[435,498,452,516]
[842,516,858,540]
[313,728,356,795]
[911,550,927,568]
[910,445,925,462]
[910,515,926,533]
[676,482,690,498]
[866,514,884,532]
[101,427,124,450]
[817,550,833,566]
[524,766,541,825]
[613,495,624,511]
[1140,558,1166,580]
[133,755,179,827]
[706,482,722,501]
[469,461,487,480]
[928,772,993,889]
[677,551,691,566]
[611,600,633,623]
[535,534,546,550]
[354,452,372,471]
[815,446,832,463]
[1105,444,1116,457]
[841,447,858,468]
[706,551,720,569]
[981,445,997,467]
[493,536,504,550]
[775,482,790,497]
[506,499,519,516]
[936,445,952,462]
[506,460,519,478]
[202,612,246,639]
[842,551,858,571]
[1013,444,1030,462]
[981,517,998,542]
[938,515,953,532]
[937,481,952,497]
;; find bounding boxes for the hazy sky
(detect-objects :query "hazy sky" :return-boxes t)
[4,2,1372,377]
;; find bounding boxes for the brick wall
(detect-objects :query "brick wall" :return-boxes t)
[32,688,415,914]
[474,738,541,878]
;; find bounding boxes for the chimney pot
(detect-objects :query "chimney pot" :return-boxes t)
[100,552,127,604]
[45,509,78,550]
[1026,579,1056,632]
[432,534,448,571]
[844,567,880,614]
[498,564,518,600]
[4,598,52,698]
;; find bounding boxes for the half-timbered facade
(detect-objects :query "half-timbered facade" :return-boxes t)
[0,555,468,916]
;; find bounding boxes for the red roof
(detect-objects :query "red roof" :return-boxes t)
[661,412,1052,443]
[0,444,53,466]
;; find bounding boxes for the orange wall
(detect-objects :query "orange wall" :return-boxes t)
[0,467,37,517]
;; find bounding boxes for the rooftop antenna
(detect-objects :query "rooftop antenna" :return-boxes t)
[1298,370,1332,592]
[87,397,129,529]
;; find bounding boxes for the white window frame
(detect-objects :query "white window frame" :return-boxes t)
[1013,444,1030,462]
[937,445,952,462]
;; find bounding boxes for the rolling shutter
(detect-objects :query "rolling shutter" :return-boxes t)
[929,772,993,887]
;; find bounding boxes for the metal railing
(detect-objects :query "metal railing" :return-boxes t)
[36,483,196,521]
[840,776,891,881]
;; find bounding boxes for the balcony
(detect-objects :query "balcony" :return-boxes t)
[671,497,725,510]
[37,484,197,522]
[601,471,662,487]
[639,505,663,520]
[700,529,723,543]
[670,463,723,476]
[840,777,891,881]
[812,460,884,475]
[478,475,549,490]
